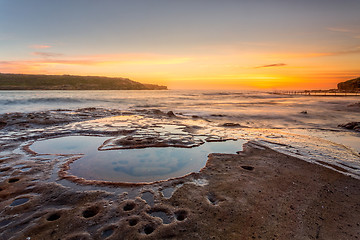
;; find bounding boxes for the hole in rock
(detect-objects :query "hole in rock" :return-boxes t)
[30,136,245,183]
[10,197,29,206]
[241,166,254,171]
[123,202,135,211]
[143,225,155,235]
[101,228,114,238]
[128,218,138,226]
[207,193,218,205]
[175,210,187,221]
[8,178,19,183]
[47,213,61,221]
[82,206,99,218]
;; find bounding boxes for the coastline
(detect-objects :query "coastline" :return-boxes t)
[0,106,359,239]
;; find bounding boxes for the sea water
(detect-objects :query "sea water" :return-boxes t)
[30,136,244,183]
[1,90,359,177]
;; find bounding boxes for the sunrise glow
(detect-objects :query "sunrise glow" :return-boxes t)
[1,0,359,90]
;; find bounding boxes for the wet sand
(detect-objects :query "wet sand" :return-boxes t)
[0,109,359,239]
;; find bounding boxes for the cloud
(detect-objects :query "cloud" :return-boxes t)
[329,47,360,56]
[327,27,357,33]
[29,44,52,49]
[265,46,360,59]
[0,53,192,74]
[255,63,287,69]
[32,52,64,58]
[0,61,13,65]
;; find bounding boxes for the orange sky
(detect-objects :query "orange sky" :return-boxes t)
[1,1,359,90]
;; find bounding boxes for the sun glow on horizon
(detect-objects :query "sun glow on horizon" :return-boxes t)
[1,1,359,90]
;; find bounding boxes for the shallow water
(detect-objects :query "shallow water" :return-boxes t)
[30,136,244,183]
[10,197,29,206]
[1,90,360,180]
[1,90,359,130]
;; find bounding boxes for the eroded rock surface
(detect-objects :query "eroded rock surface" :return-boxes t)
[0,108,359,239]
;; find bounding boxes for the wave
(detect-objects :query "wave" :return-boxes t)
[0,97,86,105]
[201,92,244,96]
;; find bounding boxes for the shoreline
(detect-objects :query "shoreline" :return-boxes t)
[1,141,359,239]
[0,108,359,239]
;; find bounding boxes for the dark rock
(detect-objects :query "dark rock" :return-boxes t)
[222,123,241,127]
[337,77,360,91]
[300,111,308,114]
[0,121,6,129]
[347,102,360,109]
[167,111,176,118]
[152,109,164,115]
[338,122,360,131]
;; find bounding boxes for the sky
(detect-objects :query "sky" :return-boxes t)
[1,0,359,90]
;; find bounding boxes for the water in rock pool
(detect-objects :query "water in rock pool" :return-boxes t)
[30,136,245,183]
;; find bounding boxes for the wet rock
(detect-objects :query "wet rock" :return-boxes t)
[0,121,6,129]
[347,102,360,112]
[191,115,211,122]
[80,107,97,111]
[167,111,176,118]
[222,123,241,127]
[152,109,164,115]
[348,102,360,107]
[339,122,360,132]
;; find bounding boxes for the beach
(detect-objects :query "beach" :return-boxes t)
[0,90,359,239]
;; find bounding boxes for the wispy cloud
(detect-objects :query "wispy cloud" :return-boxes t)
[255,63,287,69]
[32,52,63,58]
[265,46,360,59]
[29,44,52,49]
[329,47,360,56]
[327,27,360,39]
[327,27,357,33]
[0,53,192,74]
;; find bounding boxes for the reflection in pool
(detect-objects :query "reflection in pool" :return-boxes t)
[30,136,245,183]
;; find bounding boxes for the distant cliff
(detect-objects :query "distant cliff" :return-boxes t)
[0,73,167,90]
[337,77,360,91]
